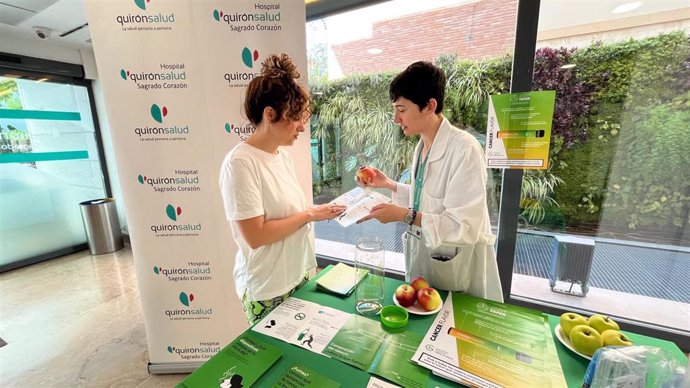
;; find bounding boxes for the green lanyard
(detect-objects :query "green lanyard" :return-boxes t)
[412,145,430,212]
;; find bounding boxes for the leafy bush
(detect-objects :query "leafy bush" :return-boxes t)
[533,47,597,148]
[312,73,417,197]
[601,99,690,230]
[309,32,690,239]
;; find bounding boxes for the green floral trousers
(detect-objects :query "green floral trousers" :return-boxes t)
[241,275,309,325]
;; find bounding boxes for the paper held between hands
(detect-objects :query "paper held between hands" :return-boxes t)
[328,187,391,227]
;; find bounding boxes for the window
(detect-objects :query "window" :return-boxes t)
[508,0,690,336]
[306,0,518,271]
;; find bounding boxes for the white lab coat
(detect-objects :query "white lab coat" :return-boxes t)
[393,118,503,302]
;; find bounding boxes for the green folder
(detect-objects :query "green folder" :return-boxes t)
[177,332,283,388]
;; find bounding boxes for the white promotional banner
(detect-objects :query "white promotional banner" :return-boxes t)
[85,0,311,373]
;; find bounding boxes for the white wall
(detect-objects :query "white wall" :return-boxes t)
[538,20,690,49]
[0,25,83,64]
[0,25,128,232]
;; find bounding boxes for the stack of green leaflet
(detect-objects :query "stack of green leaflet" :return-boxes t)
[176,332,283,388]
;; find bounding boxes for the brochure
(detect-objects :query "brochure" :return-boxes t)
[328,187,390,227]
[543,320,569,388]
[176,332,283,388]
[485,90,556,169]
[271,363,340,388]
[254,297,428,388]
[323,314,429,388]
[315,262,368,296]
[412,293,565,388]
[252,297,352,355]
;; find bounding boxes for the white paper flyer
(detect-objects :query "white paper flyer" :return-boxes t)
[328,187,391,227]
[252,297,351,354]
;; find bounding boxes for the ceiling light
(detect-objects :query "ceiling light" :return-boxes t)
[36,78,49,83]
[560,64,576,69]
[612,2,642,14]
[367,48,383,54]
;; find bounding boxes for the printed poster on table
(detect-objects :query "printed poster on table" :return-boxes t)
[411,293,566,388]
[485,91,555,169]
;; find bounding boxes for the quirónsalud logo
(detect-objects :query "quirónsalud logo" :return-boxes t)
[225,122,255,141]
[150,103,168,123]
[120,69,130,80]
[138,174,147,184]
[167,346,175,353]
[179,292,194,307]
[134,0,150,10]
[242,47,259,68]
[166,204,182,221]
[212,9,223,21]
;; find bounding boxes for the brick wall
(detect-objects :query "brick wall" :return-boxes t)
[331,0,518,76]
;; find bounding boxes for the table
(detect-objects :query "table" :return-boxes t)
[228,265,687,387]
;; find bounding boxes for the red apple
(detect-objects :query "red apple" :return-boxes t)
[410,276,429,292]
[356,166,377,184]
[394,284,417,307]
[416,287,442,312]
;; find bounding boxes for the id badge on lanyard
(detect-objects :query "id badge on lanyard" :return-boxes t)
[408,146,429,240]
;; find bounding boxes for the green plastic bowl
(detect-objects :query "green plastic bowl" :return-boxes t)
[380,305,409,328]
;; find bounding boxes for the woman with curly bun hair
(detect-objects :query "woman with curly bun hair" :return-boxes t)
[219,53,345,324]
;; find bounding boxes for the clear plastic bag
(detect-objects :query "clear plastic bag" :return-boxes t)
[582,346,688,388]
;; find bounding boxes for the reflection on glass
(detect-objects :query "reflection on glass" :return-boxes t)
[509,1,690,335]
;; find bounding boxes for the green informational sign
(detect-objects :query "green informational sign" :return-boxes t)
[485,90,556,169]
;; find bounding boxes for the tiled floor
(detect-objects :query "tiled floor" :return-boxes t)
[1,245,687,387]
[0,247,187,387]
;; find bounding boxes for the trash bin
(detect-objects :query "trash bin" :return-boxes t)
[79,198,124,255]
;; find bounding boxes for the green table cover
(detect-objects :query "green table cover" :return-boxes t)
[202,265,688,387]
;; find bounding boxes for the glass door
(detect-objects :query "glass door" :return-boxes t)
[0,74,108,269]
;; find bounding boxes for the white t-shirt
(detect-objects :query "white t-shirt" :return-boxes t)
[219,142,315,301]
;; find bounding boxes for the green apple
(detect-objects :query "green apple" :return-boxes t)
[570,324,603,357]
[587,314,620,334]
[559,312,588,339]
[601,329,633,347]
